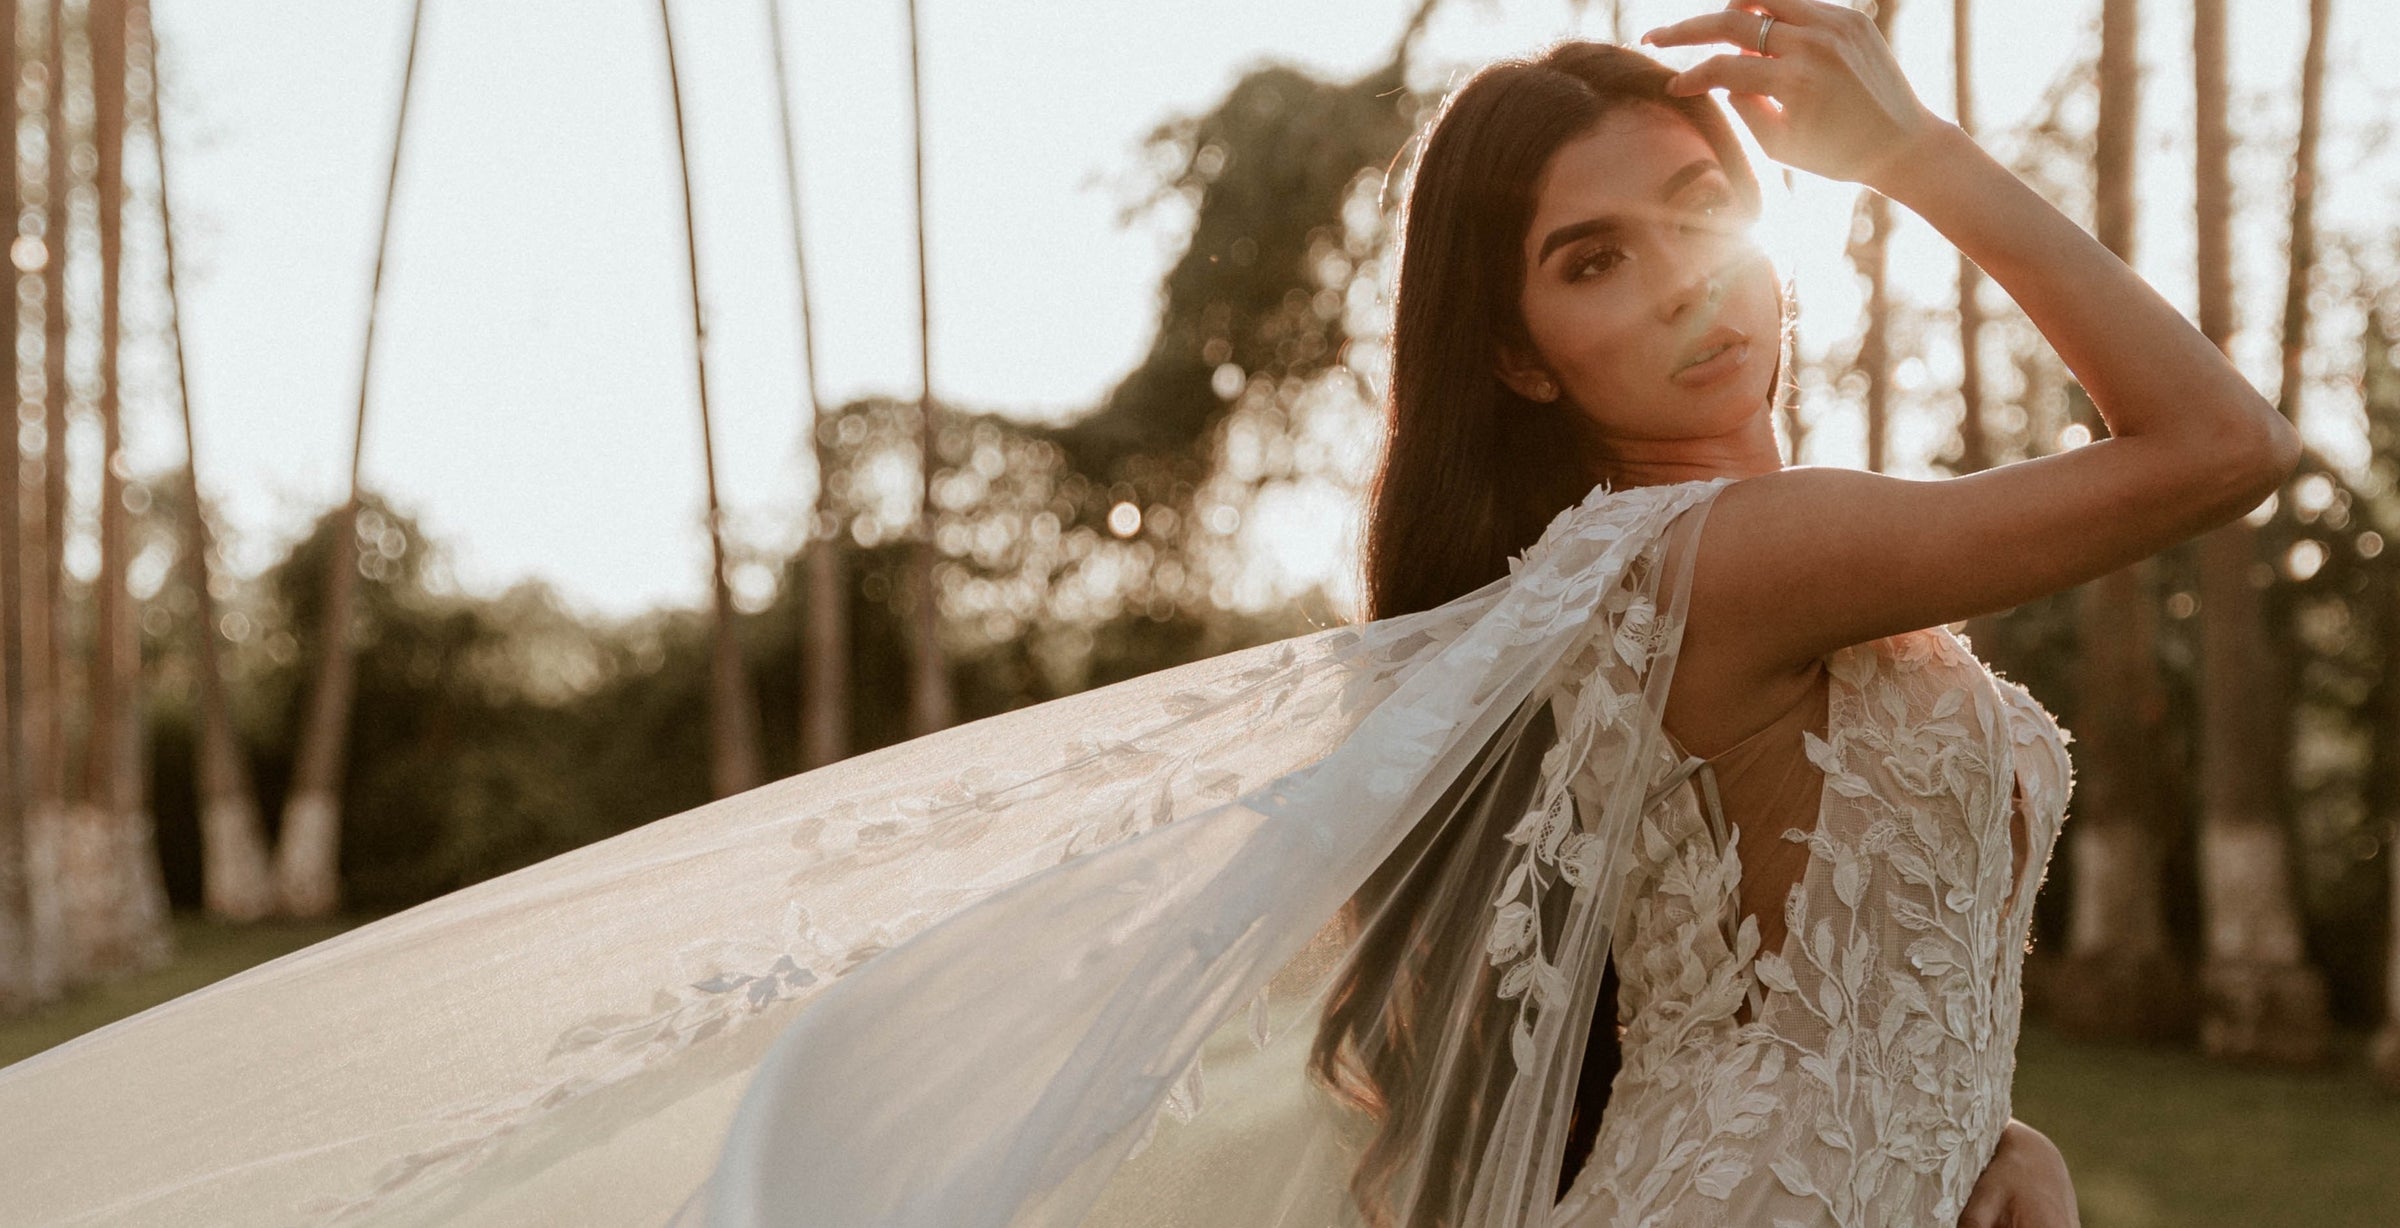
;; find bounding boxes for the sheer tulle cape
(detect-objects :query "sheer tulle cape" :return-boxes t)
[0,477,1728,1227]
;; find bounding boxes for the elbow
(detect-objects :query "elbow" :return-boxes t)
[2207,405,2300,520]
[2249,409,2303,496]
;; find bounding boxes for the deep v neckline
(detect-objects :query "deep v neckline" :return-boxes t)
[1709,630,2040,1023]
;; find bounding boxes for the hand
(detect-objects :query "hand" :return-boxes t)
[1640,0,1949,194]
[1957,1118,2081,1228]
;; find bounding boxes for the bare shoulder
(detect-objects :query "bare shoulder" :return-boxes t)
[1678,435,2289,680]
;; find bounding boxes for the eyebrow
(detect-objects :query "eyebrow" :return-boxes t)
[1534,158,1724,266]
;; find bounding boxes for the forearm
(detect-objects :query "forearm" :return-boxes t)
[1873,122,2295,471]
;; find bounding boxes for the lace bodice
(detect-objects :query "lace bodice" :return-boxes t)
[1547,621,2074,1227]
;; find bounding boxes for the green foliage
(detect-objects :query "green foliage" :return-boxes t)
[136,449,1328,911]
[145,499,726,909]
[1050,59,1418,487]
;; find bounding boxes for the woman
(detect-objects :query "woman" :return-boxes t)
[0,5,2286,1226]
[1296,0,2283,1219]
[1330,0,2282,1218]
[1314,4,2241,1220]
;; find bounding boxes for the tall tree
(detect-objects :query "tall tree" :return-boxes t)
[1851,0,1899,473]
[658,0,763,796]
[148,7,272,919]
[275,0,427,916]
[1951,0,1987,476]
[901,0,950,738]
[1952,0,2011,664]
[763,0,847,771]
[0,0,34,1014]
[66,0,170,974]
[2370,306,2400,1089]
[2045,0,2191,1042]
[2190,0,2330,1063]
[2383,634,2400,1086]
[35,0,81,981]
[85,0,127,840]
[11,0,61,1000]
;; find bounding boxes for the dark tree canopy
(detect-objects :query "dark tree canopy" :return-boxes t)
[1051,61,1417,483]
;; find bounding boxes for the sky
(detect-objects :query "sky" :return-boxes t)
[116,0,2400,621]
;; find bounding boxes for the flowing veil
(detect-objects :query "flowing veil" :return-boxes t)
[0,475,1728,1227]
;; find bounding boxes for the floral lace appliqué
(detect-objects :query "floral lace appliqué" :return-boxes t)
[1554,625,2073,1228]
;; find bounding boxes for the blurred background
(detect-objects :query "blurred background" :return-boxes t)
[0,0,2395,1222]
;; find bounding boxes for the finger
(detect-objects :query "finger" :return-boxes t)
[1722,92,1788,144]
[1731,0,1853,24]
[1747,0,1872,23]
[1666,54,1790,99]
[1642,10,1786,54]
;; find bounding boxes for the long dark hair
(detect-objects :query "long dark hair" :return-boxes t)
[1307,40,1768,1225]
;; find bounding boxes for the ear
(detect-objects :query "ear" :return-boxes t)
[1492,342,1560,403]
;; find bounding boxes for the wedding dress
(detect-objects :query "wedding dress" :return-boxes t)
[1549,593,2072,1225]
[0,474,2070,1228]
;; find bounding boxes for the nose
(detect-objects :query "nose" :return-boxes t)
[1651,225,1728,321]
[1652,234,1720,325]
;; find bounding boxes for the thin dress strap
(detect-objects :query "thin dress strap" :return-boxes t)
[1656,662,1830,852]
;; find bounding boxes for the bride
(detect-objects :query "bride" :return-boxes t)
[0,3,2291,1226]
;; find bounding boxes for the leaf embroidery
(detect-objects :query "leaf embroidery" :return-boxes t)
[1558,625,2074,1225]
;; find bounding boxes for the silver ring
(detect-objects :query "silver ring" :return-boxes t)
[1755,13,1776,54]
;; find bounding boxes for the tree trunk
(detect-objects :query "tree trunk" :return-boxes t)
[763,0,849,771]
[148,9,272,920]
[86,0,126,843]
[658,0,763,798]
[41,0,101,988]
[2377,786,2400,1085]
[2369,309,2400,1088]
[2192,530,2323,1060]
[1856,193,1890,474]
[1951,0,1987,478]
[1850,1,1899,475]
[274,513,356,920]
[2190,0,2329,1064]
[1952,0,2009,662]
[801,533,848,770]
[902,0,951,739]
[0,0,30,1015]
[66,0,170,977]
[12,0,62,1004]
[2040,0,2194,1042]
[276,0,428,917]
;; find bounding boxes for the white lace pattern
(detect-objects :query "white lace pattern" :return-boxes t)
[1551,621,2073,1227]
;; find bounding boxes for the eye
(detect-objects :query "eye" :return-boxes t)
[1566,245,1626,282]
[1680,189,1735,235]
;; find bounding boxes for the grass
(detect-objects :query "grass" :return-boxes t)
[0,912,359,1068]
[2013,1021,2400,1228]
[5,920,2397,1226]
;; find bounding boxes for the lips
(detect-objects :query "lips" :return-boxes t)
[1676,325,1749,373]
[1672,324,1753,390]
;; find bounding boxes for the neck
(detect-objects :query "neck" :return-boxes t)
[1593,403,1784,488]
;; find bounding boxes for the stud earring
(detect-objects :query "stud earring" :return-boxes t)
[1531,380,1557,402]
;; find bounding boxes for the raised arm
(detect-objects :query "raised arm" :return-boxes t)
[1646,0,2299,673]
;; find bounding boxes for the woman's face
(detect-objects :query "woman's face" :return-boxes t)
[1503,106,1778,450]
